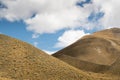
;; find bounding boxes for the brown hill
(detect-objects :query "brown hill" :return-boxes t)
[53,28,120,76]
[0,34,96,80]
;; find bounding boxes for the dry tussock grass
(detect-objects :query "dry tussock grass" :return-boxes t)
[0,34,96,80]
[53,28,120,80]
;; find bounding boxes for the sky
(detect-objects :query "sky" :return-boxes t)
[0,0,120,55]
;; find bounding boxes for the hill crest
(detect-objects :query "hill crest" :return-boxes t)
[53,28,120,76]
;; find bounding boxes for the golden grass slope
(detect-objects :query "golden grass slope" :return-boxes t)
[53,28,120,78]
[0,34,97,80]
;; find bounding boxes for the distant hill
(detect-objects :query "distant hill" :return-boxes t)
[0,34,95,80]
[53,28,120,77]
[0,28,119,80]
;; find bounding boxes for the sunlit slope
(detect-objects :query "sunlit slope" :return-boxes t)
[53,28,120,74]
[0,34,95,80]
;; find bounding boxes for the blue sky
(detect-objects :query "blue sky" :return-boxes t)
[0,0,120,54]
[0,19,96,53]
[0,20,65,52]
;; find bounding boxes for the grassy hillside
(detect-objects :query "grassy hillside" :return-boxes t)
[53,28,120,79]
[0,28,119,80]
[0,34,95,80]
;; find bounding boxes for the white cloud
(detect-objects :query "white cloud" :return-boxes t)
[33,42,38,47]
[0,0,92,34]
[92,0,120,29]
[32,33,39,38]
[0,0,120,35]
[25,8,83,34]
[25,1,91,34]
[55,29,89,48]
[1,0,120,51]
[43,50,56,55]
[0,0,47,21]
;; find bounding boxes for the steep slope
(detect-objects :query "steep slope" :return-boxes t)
[53,28,120,74]
[0,34,95,80]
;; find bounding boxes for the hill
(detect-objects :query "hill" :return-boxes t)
[53,28,120,77]
[0,34,95,80]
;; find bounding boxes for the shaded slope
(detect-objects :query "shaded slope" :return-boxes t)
[53,28,120,74]
[55,54,110,73]
[0,34,94,80]
[108,57,120,75]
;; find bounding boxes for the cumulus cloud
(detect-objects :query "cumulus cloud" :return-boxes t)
[1,0,120,52]
[55,29,89,48]
[25,0,92,34]
[0,0,46,21]
[0,0,92,34]
[0,0,120,37]
[43,50,56,55]
[92,0,120,29]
